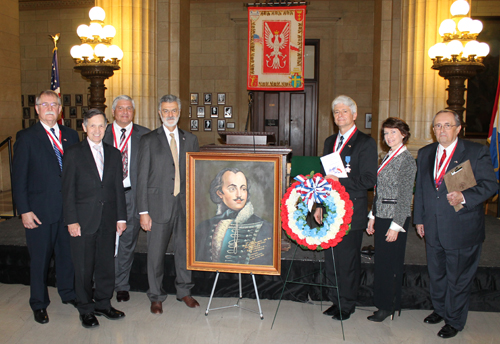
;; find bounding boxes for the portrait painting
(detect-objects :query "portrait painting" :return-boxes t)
[204,93,212,105]
[190,119,199,131]
[190,93,199,105]
[75,94,83,106]
[210,106,218,118]
[204,119,212,131]
[217,93,226,105]
[217,119,225,131]
[63,94,71,107]
[186,152,282,275]
[197,106,205,118]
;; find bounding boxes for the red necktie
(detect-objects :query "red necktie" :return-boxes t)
[120,128,128,180]
[436,149,447,189]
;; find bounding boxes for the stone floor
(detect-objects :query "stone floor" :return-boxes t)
[1,283,499,344]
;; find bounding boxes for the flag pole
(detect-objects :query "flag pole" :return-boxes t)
[49,34,63,125]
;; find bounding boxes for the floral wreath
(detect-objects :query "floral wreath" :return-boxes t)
[281,173,353,251]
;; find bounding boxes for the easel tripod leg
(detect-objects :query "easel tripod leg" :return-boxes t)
[205,271,220,316]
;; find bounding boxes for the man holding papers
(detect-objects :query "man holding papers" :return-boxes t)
[315,95,377,320]
[414,110,497,339]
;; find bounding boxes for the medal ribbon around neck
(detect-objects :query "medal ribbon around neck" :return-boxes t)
[434,144,457,188]
[377,144,406,175]
[45,128,63,155]
[335,127,357,155]
[112,125,134,153]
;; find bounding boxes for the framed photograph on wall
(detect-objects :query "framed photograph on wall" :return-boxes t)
[28,95,36,107]
[75,94,83,106]
[64,119,72,128]
[217,93,226,105]
[210,106,218,118]
[23,107,30,119]
[365,113,372,129]
[204,93,212,105]
[186,152,282,275]
[81,106,89,116]
[63,94,71,107]
[197,106,205,118]
[217,119,225,131]
[223,106,232,118]
[189,106,192,118]
[70,107,77,118]
[190,93,199,105]
[76,119,83,131]
[190,119,199,131]
[227,122,235,129]
[29,119,36,127]
[204,119,212,131]
[21,95,24,107]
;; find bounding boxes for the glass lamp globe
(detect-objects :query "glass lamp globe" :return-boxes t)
[433,43,447,57]
[94,44,108,57]
[70,45,83,59]
[89,23,103,38]
[458,17,472,33]
[439,19,456,36]
[450,0,470,16]
[102,25,116,39]
[77,24,90,38]
[447,40,464,56]
[477,42,490,57]
[89,6,106,21]
[80,44,94,58]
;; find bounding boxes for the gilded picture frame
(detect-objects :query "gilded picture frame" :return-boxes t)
[186,152,282,275]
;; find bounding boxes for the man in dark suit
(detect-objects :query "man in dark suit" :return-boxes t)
[137,94,200,314]
[62,109,127,328]
[103,95,150,303]
[314,95,378,320]
[414,110,497,339]
[12,90,79,324]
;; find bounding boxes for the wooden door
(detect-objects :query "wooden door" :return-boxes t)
[251,81,318,156]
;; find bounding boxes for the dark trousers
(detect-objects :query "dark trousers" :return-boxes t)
[115,190,141,292]
[25,220,75,310]
[426,241,482,330]
[70,221,115,315]
[147,196,193,301]
[373,217,409,312]
[324,229,364,314]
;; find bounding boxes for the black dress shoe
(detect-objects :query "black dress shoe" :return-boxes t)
[62,299,77,308]
[116,291,130,302]
[367,309,394,322]
[34,309,49,324]
[94,307,125,320]
[424,311,444,324]
[438,324,459,338]
[323,304,339,316]
[80,313,99,328]
[332,310,352,321]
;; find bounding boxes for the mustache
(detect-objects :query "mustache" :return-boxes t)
[165,116,176,121]
[45,111,57,115]
[233,197,245,202]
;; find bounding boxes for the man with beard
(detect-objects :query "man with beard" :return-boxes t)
[137,94,200,314]
[195,168,273,265]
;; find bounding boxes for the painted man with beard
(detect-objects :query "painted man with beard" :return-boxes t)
[195,168,273,265]
[137,94,200,314]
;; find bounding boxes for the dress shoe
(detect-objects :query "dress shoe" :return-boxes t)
[367,309,394,322]
[150,301,163,314]
[80,313,99,328]
[94,307,125,320]
[177,295,200,308]
[332,309,352,321]
[34,309,49,324]
[323,304,339,316]
[438,324,459,339]
[62,299,78,308]
[116,291,130,302]
[424,311,444,324]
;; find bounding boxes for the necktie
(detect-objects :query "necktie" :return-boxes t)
[336,135,344,152]
[120,128,128,180]
[170,133,180,196]
[50,128,63,171]
[436,149,447,189]
[93,145,104,180]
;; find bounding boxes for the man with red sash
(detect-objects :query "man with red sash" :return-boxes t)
[414,110,497,339]
[13,90,79,324]
[103,95,150,303]
[315,95,378,320]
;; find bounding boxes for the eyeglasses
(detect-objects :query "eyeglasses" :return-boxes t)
[161,109,179,115]
[433,123,457,130]
[36,102,60,108]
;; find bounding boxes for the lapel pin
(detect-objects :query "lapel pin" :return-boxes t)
[348,145,351,148]
[63,139,67,141]
[454,161,458,163]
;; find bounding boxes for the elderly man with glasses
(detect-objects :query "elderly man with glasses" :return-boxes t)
[414,109,497,339]
[12,90,80,324]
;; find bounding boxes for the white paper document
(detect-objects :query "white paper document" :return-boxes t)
[320,152,348,178]
[115,233,120,257]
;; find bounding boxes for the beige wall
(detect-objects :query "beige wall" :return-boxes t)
[0,0,22,191]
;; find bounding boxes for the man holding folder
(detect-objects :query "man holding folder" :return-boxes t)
[414,110,497,338]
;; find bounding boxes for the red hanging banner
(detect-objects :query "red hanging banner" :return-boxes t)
[247,6,306,91]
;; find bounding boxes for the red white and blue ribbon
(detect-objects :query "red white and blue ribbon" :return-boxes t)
[294,174,332,211]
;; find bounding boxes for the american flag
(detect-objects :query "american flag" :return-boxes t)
[51,47,63,124]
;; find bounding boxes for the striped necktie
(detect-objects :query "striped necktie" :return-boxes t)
[50,128,63,171]
[93,145,104,180]
[120,128,128,180]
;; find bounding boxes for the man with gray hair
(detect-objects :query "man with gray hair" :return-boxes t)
[137,94,200,314]
[314,95,378,321]
[195,168,273,265]
[103,95,150,303]
[414,109,497,338]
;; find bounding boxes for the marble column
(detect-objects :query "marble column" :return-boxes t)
[98,0,157,128]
